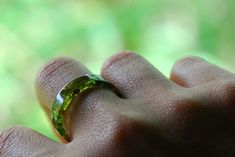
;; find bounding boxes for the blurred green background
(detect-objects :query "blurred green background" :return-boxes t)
[0,0,235,140]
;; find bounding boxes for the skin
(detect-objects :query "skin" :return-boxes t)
[0,52,235,157]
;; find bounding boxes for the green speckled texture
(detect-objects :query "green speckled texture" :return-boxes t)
[51,74,119,142]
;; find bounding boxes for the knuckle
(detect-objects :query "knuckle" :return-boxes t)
[0,127,23,154]
[101,51,138,73]
[178,56,204,65]
[36,57,74,82]
[173,56,205,71]
[35,56,89,106]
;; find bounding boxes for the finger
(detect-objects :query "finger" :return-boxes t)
[35,57,121,142]
[170,56,235,87]
[35,57,90,112]
[0,127,61,157]
[101,52,175,99]
[193,79,235,111]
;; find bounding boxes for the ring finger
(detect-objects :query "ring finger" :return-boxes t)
[35,57,122,144]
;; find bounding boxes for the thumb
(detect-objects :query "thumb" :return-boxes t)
[0,127,61,156]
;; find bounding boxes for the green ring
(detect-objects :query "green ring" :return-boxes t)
[51,74,120,142]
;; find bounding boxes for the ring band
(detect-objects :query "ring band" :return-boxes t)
[51,74,120,142]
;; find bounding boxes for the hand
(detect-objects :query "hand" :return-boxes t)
[1,52,235,157]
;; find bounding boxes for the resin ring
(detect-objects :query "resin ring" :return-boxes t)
[51,74,120,142]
